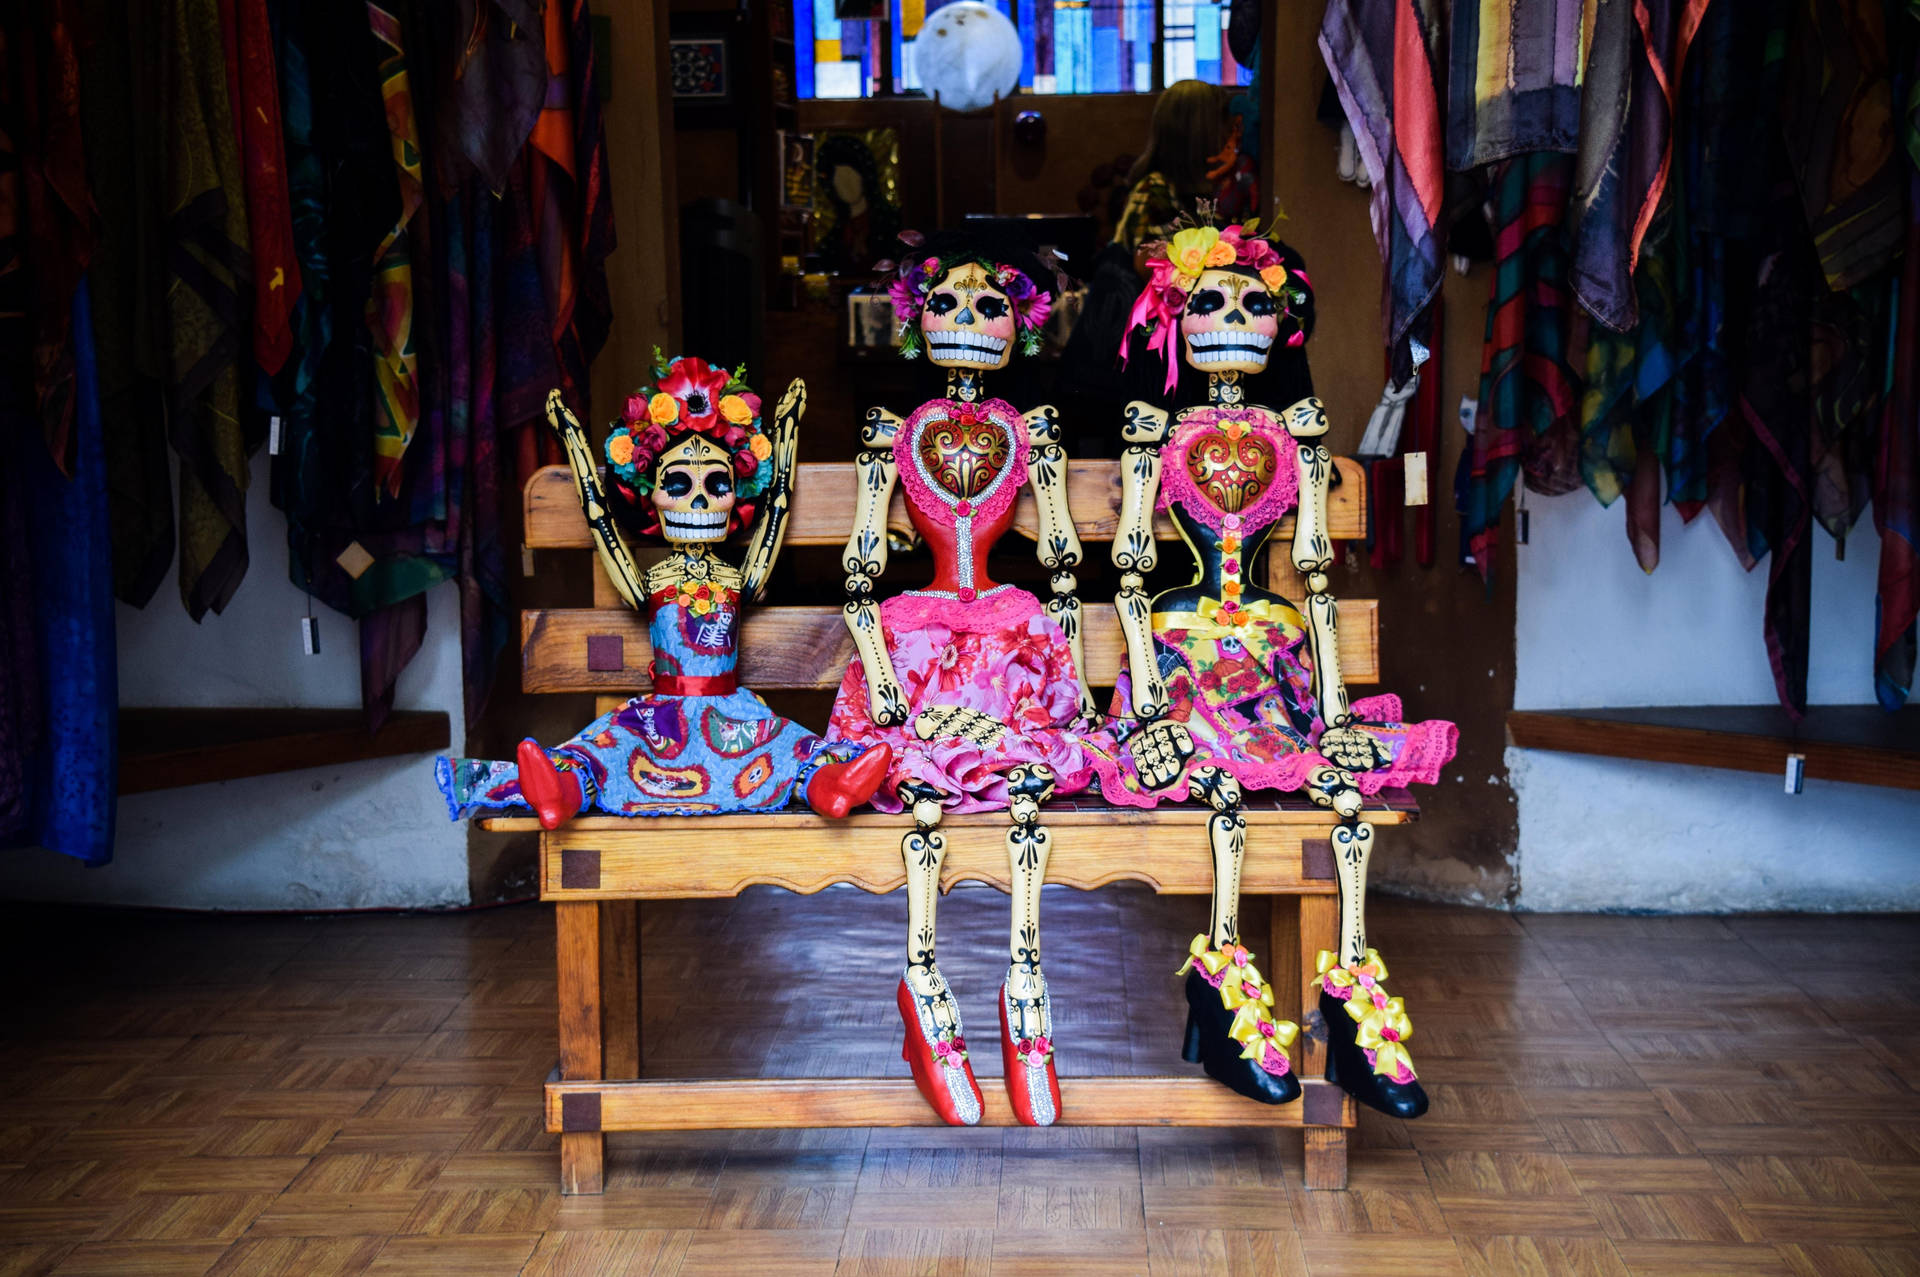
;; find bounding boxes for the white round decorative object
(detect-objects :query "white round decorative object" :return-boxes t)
[914,2,1022,114]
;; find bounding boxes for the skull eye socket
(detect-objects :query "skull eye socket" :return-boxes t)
[927,292,959,316]
[975,295,1009,320]
[704,472,733,500]
[661,469,694,498]
[1188,288,1225,316]
[1244,289,1278,317]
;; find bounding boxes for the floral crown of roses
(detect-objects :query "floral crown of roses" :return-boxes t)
[604,350,774,516]
[876,230,1054,361]
[1124,214,1310,394]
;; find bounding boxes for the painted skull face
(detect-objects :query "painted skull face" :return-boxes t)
[652,434,735,543]
[921,263,1015,370]
[1181,268,1279,373]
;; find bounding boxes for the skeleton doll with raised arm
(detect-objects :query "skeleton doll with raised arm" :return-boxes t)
[1085,221,1456,1118]
[826,232,1115,1128]
[436,358,891,827]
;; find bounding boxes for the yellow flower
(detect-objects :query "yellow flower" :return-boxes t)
[719,394,753,425]
[607,433,635,466]
[1203,239,1237,269]
[1169,227,1221,277]
[648,393,679,425]
[748,434,772,461]
[1260,263,1289,292]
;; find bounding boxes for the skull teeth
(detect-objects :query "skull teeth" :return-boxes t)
[660,510,729,541]
[1187,331,1277,349]
[927,331,1010,364]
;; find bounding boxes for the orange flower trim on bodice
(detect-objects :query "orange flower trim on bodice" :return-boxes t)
[894,396,1031,602]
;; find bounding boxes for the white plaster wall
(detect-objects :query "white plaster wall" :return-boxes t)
[1511,490,1920,912]
[0,452,470,911]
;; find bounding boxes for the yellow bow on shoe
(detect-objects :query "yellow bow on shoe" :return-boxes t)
[1352,998,1416,1083]
[1229,1003,1300,1066]
[1313,948,1419,1081]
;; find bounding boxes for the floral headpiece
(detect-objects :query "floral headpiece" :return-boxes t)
[1124,219,1311,394]
[879,230,1054,361]
[603,351,773,535]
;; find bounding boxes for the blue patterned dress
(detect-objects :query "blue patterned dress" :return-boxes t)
[437,575,857,818]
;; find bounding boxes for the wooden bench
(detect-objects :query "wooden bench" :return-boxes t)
[488,456,1415,1193]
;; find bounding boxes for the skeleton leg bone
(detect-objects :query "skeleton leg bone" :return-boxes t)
[895,780,982,1126]
[1000,764,1060,1126]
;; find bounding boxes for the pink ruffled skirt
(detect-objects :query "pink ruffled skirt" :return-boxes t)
[827,588,1117,813]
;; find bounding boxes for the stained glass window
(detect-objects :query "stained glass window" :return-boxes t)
[793,0,1250,100]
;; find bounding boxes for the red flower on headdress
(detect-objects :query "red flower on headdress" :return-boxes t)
[657,357,730,431]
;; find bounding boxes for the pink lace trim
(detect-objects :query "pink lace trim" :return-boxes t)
[880,587,1043,635]
[1156,407,1299,536]
[894,397,1030,530]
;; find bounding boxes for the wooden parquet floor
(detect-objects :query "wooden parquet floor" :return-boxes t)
[1,890,1918,1276]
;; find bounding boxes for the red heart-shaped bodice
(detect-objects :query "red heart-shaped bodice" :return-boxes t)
[917,409,1012,500]
[1184,425,1278,514]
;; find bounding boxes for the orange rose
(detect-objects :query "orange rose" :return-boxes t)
[719,394,754,425]
[748,434,772,461]
[1221,535,1241,554]
[1222,580,1243,597]
[607,433,635,466]
[1203,239,1237,269]
[1260,264,1289,292]
[648,393,679,425]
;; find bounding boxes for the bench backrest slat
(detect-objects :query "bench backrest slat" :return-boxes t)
[523,458,1368,550]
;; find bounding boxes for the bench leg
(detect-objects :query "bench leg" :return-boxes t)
[556,901,604,1194]
[1271,892,1349,1190]
[1304,1127,1349,1190]
[601,901,641,1080]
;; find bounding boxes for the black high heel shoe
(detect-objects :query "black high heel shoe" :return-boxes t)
[1178,937,1301,1106]
[1315,948,1428,1119]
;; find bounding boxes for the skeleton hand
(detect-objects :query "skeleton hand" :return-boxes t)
[914,705,1008,748]
[1317,724,1389,773]
[1125,718,1197,792]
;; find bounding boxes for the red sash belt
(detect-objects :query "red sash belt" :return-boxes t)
[649,670,737,697]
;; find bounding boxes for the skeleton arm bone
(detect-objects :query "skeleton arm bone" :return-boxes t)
[546,390,647,613]
[1113,400,1171,719]
[843,407,909,726]
[740,379,804,603]
[1281,396,1351,728]
[1024,404,1097,720]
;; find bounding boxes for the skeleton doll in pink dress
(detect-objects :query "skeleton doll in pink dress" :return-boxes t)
[1088,221,1457,1119]
[827,233,1112,1128]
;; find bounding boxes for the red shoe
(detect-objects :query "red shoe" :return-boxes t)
[999,979,1061,1127]
[516,738,583,831]
[897,974,982,1126]
[806,744,893,819]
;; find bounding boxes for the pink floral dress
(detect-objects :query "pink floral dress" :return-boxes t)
[827,397,1117,813]
[1086,408,1457,806]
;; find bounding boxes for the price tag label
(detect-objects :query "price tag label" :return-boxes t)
[1403,451,1428,506]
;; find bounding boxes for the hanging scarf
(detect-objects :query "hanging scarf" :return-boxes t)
[2,1,95,476]
[1568,0,1709,333]
[1320,0,1447,350]
[79,0,174,607]
[164,0,254,620]
[1874,169,1920,711]
[367,1,425,499]
[1459,152,1581,581]
[1780,0,1904,292]
[1446,0,1591,169]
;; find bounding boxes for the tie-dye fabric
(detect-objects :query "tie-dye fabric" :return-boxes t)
[367,2,424,499]
[1446,0,1592,169]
